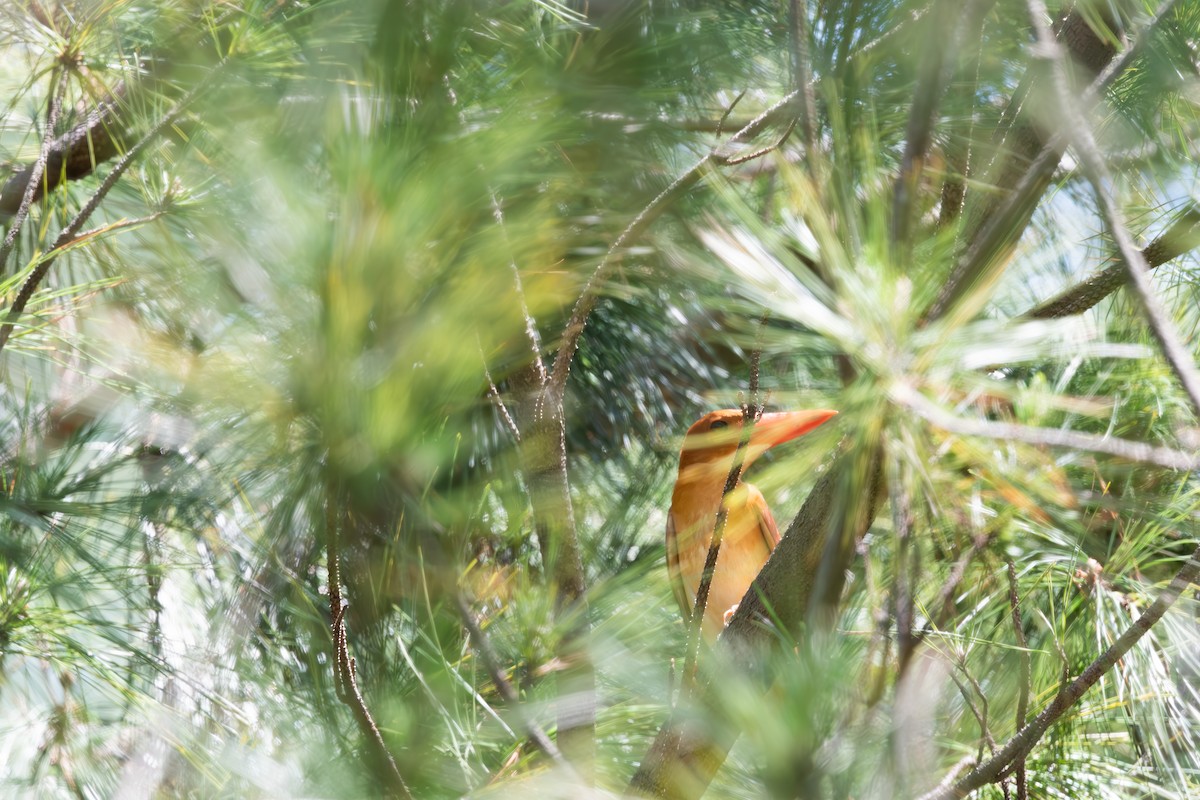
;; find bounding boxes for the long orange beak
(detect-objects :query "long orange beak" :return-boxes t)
[748,409,839,450]
[676,408,838,484]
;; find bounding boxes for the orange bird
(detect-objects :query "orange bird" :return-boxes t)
[666,408,837,639]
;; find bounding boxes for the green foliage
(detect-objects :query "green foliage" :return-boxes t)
[0,0,1198,798]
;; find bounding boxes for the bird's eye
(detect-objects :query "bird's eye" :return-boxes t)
[710,420,729,430]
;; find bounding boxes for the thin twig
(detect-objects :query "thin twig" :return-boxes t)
[326,497,414,800]
[480,341,521,443]
[543,88,801,410]
[0,62,226,355]
[72,212,168,242]
[929,529,993,634]
[681,337,767,690]
[889,455,917,673]
[721,119,798,166]
[454,594,572,768]
[949,656,995,762]
[1006,560,1030,800]
[893,383,1200,472]
[715,91,746,139]
[860,532,892,707]
[490,190,546,379]
[0,67,66,275]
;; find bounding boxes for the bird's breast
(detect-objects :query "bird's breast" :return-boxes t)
[668,482,775,637]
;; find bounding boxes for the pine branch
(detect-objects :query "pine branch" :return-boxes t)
[893,382,1200,471]
[1025,205,1200,319]
[919,545,1200,800]
[916,2,1200,793]
[0,63,224,355]
[927,1,1171,323]
[0,92,124,220]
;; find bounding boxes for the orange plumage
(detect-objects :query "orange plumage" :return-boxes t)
[666,409,837,639]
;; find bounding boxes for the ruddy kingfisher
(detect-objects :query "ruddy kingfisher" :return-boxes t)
[666,408,837,638]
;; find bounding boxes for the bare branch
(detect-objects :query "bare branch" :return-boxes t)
[714,90,746,139]
[0,92,124,220]
[480,342,521,443]
[949,656,995,762]
[719,119,797,166]
[1030,1,1200,415]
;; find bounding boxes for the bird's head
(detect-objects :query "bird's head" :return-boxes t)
[675,408,838,487]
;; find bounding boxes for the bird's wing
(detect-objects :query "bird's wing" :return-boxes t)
[750,489,782,551]
[665,511,693,619]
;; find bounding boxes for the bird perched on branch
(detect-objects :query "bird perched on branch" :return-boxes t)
[666,408,837,639]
